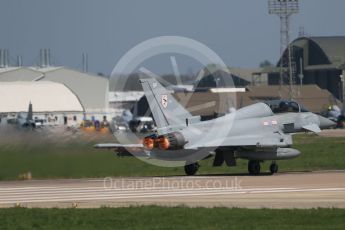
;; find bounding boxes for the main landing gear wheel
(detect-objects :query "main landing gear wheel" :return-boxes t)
[270,162,279,175]
[248,160,261,175]
[184,162,199,176]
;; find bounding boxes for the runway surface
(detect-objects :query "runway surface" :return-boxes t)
[319,129,345,137]
[1,171,345,209]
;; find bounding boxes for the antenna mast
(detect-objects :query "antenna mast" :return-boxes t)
[268,0,299,100]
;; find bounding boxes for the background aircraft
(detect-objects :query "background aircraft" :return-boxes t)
[324,105,345,128]
[16,102,44,128]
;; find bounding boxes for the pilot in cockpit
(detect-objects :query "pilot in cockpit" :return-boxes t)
[279,101,289,113]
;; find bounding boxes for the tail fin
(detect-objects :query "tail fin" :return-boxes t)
[27,102,33,121]
[139,78,193,129]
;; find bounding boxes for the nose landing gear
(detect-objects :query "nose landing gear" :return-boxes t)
[270,161,279,174]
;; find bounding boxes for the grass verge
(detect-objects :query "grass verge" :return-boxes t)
[0,207,344,230]
[0,134,344,180]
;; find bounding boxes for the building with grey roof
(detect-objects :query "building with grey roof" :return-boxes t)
[0,66,109,112]
[268,36,345,100]
[0,67,43,82]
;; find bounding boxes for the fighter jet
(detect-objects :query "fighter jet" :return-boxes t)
[17,102,42,128]
[95,78,335,176]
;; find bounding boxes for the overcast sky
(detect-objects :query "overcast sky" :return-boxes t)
[1,0,344,75]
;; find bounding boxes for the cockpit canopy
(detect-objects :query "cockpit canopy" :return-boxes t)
[264,100,309,114]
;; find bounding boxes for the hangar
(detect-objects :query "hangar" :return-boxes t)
[33,67,109,110]
[268,36,345,100]
[0,66,111,121]
[0,81,84,126]
[0,66,108,110]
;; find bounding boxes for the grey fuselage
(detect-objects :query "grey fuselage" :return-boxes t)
[146,103,329,163]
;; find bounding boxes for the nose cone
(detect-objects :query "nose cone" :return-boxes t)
[318,115,336,129]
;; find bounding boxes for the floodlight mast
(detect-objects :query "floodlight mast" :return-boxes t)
[268,0,299,100]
